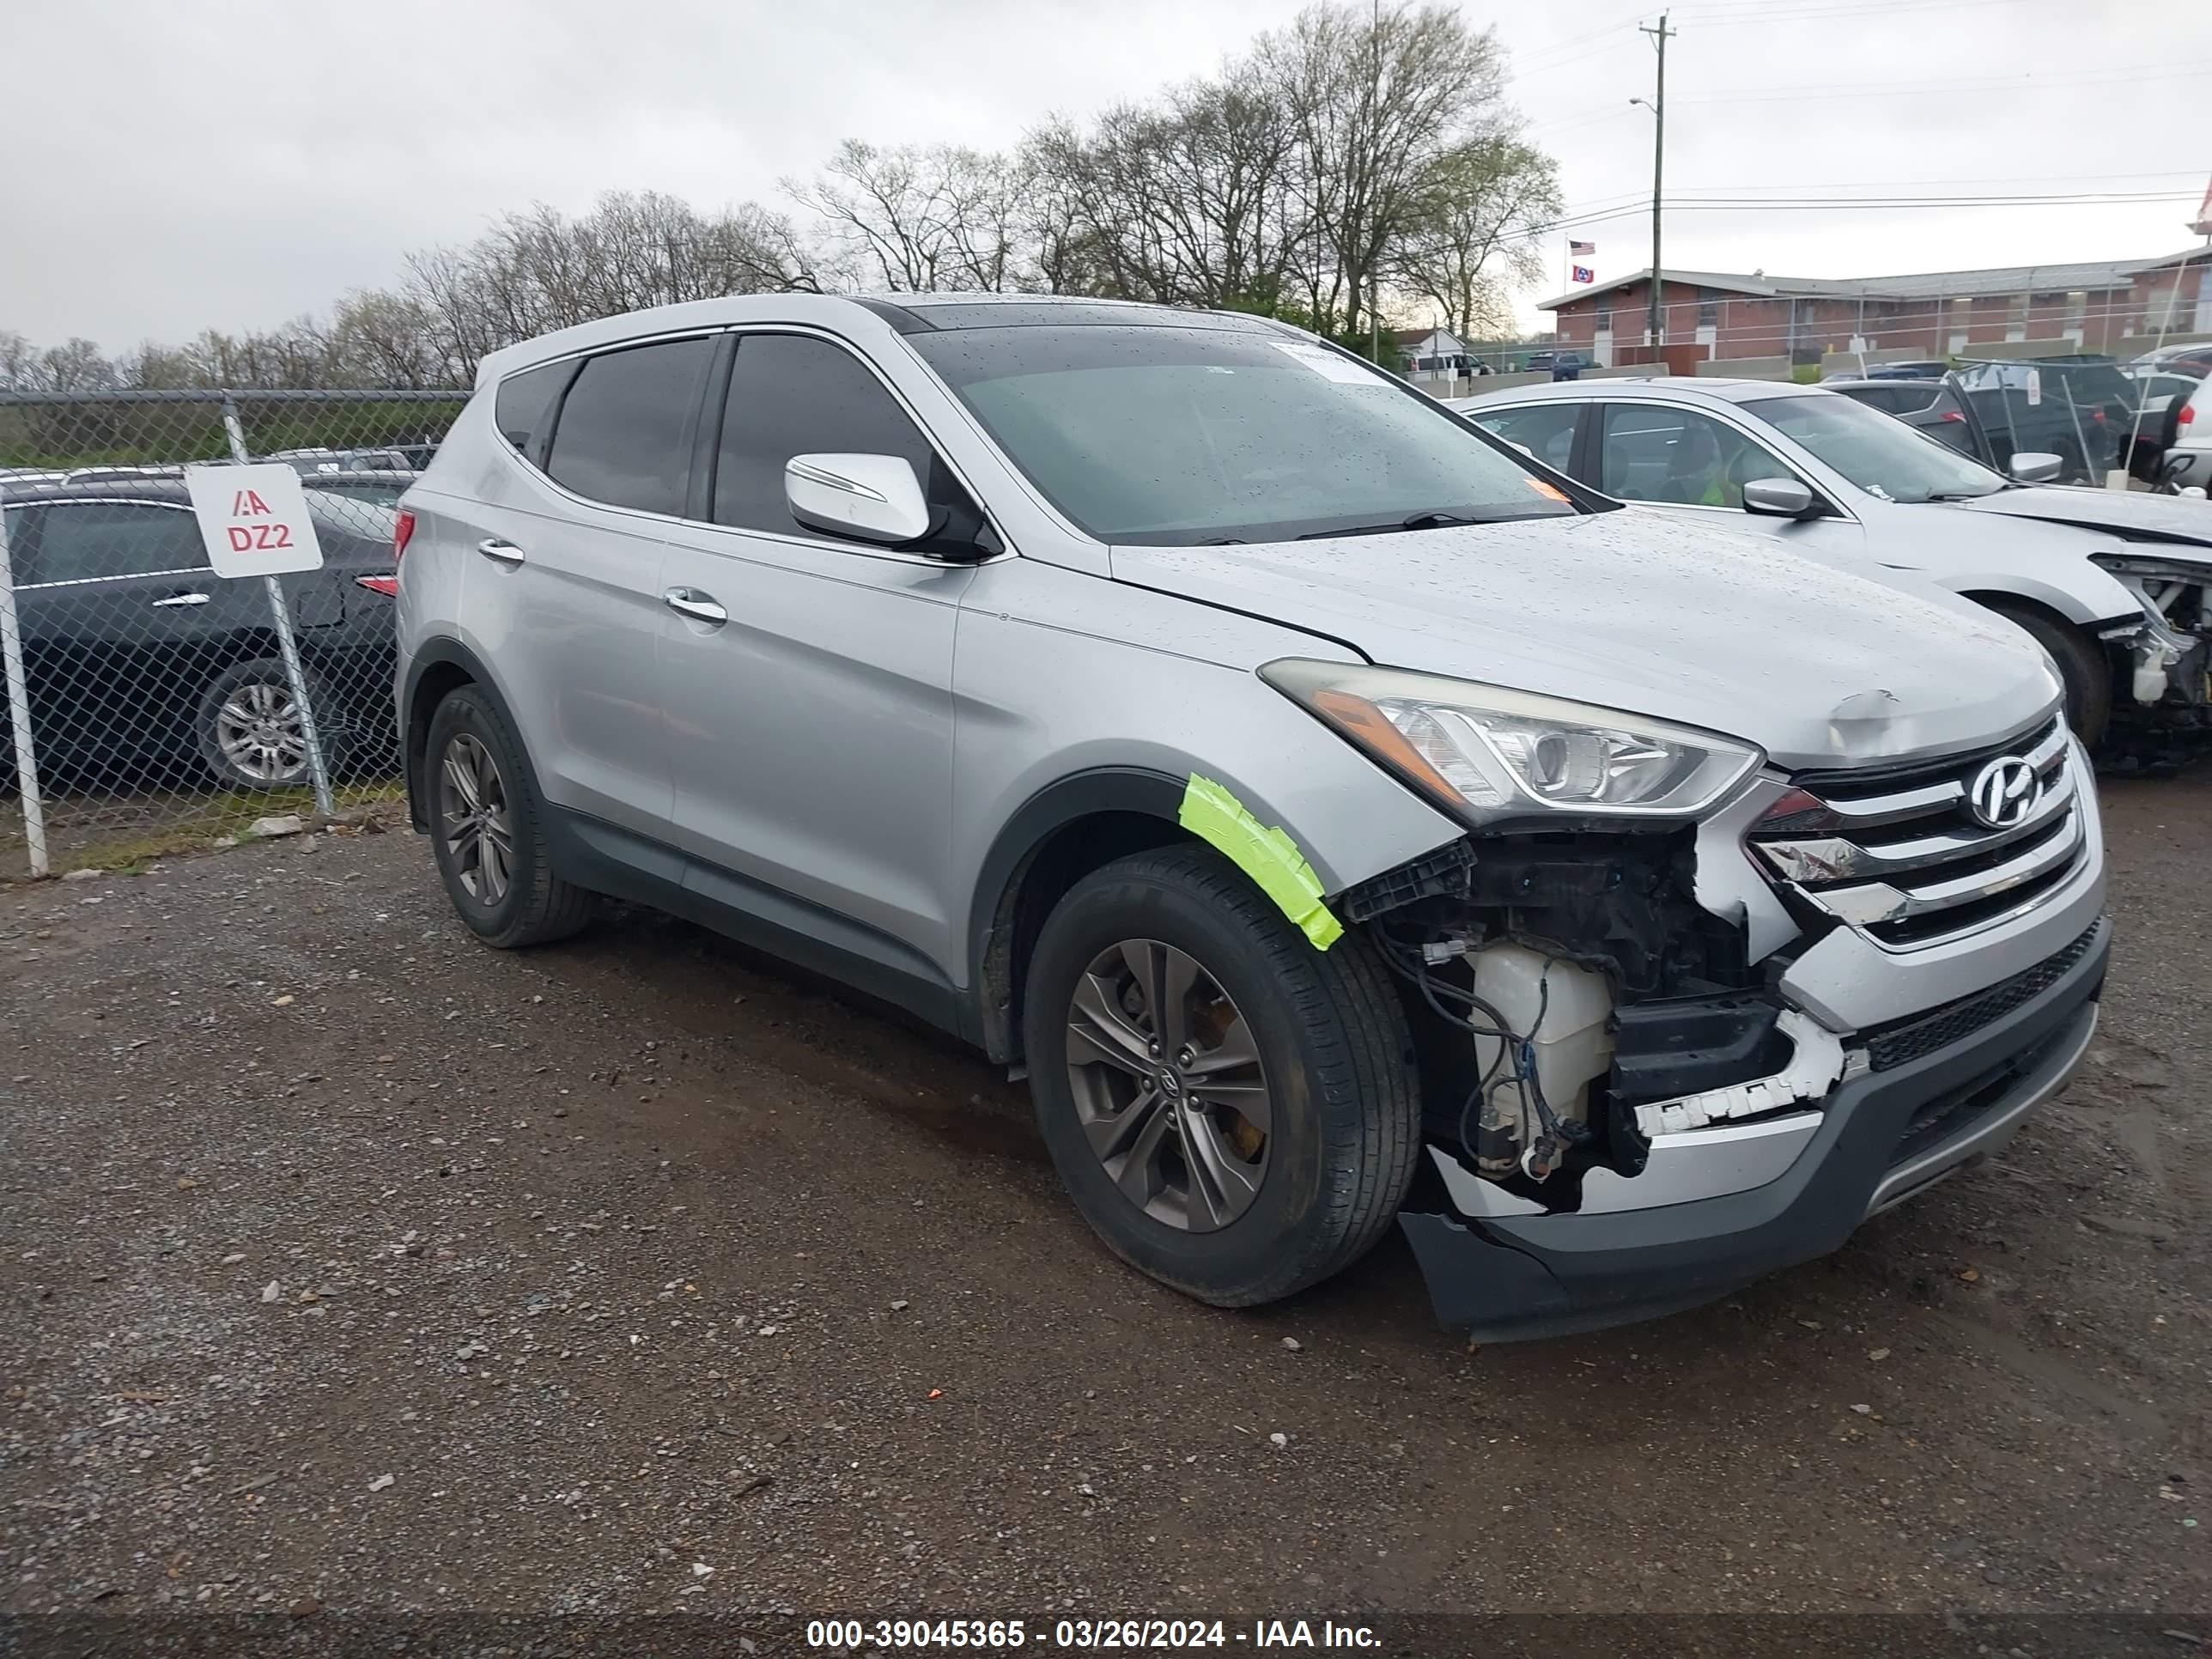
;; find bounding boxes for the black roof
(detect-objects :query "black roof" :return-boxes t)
[1,478,191,506]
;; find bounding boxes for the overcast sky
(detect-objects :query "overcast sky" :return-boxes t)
[4,0,2208,349]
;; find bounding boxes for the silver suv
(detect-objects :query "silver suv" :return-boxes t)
[395,295,2110,1340]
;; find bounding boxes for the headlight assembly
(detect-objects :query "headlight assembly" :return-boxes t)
[1260,660,1763,822]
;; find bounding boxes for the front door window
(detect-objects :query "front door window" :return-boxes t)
[1598,405,1799,508]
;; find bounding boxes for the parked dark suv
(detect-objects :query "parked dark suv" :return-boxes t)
[0,481,398,788]
[1828,358,2136,483]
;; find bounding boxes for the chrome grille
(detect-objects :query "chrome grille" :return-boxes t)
[1748,716,2084,951]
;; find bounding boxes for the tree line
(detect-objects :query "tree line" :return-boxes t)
[1,2,1559,395]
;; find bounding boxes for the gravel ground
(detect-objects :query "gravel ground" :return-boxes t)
[1,775,2206,1633]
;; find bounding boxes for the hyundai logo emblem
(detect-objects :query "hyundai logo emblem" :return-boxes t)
[1968,757,2039,830]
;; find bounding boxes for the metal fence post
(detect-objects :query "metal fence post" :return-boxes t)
[219,392,335,821]
[0,484,51,878]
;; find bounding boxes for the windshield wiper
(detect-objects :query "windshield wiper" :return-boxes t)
[1298,510,1478,540]
[1923,489,2004,502]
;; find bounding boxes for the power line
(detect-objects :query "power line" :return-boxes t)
[1522,185,2203,240]
[1505,5,1656,73]
[1524,104,1641,137]
[1667,169,2209,191]
[1671,58,2212,103]
[1648,193,2202,211]
[1674,0,2030,23]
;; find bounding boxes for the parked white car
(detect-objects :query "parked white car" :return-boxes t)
[2163,374,2212,495]
[1462,378,2210,757]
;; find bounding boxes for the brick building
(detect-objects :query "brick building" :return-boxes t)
[1539,248,2212,365]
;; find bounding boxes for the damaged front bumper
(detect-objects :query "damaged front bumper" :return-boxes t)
[1398,915,2108,1341]
[2098,554,2212,754]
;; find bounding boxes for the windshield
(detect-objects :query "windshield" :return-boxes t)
[906,324,1577,544]
[1743,392,2008,503]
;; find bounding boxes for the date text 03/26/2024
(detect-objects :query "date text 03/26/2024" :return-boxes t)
[804,1619,1382,1650]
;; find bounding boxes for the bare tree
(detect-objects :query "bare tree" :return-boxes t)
[112,341,202,390]
[11,337,121,393]
[1389,137,1559,342]
[1259,2,1507,343]
[390,191,821,379]
[4,11,1563,392]
[0,331,36,392]
[786,142,1024,292]
[330,291,451,389]
[1026,79,1303,309]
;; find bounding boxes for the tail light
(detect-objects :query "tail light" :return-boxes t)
[2182,402,2197,428]
[1939,410,1966,422]
[356,575,399,598]
[2090,407,2106,423]
[392,507,416,562]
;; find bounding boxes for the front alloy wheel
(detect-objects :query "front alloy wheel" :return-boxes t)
[1022,846,1422,1307]
[436,732,514,905]
[1065,939,1273,1233]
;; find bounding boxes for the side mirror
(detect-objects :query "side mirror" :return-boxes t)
[1742,477,1818,518]
[2008,451,2063,483]
[785,453,932,544]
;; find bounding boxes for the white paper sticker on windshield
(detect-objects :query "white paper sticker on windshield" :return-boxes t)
[2025,368,2042,406]
[1269,341,1376,384]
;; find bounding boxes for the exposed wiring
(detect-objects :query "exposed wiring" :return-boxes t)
[1382,933,1590,1178]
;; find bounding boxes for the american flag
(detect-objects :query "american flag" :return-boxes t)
[1569,240,1596,256]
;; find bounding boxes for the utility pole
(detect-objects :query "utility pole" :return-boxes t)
[1639,13,1675,351]
[1368,0,1383,364]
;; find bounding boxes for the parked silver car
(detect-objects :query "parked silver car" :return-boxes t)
[394,295,2107,1340]
[1462,377,2210,756]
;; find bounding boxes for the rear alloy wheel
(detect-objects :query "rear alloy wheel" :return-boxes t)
[423,685,593,948]
[196,657,343,789]
[1024,845,1421,1308]
[436,732,514,906]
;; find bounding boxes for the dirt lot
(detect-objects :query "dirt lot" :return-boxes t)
[2,773,2207,1637]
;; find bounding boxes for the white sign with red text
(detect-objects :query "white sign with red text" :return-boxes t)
[184,464,325,578]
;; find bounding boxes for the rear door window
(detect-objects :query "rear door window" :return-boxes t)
[1599,405,1800,508]
[544,337,714,515]
[19,501,207,585]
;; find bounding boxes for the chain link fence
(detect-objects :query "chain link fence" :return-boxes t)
[0,388,465,877]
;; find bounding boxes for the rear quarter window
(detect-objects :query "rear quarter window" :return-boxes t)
[494,360,574,460]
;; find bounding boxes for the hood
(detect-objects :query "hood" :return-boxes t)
[1110,508,2060,773]
[1950,485,2212,556]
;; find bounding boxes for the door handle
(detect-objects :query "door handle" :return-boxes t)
[150,592,211,608]
[476,538,526,566]
[663,586,728,625]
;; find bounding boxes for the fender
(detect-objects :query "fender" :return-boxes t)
[399,635,524,831]
[961,766,1190,1058]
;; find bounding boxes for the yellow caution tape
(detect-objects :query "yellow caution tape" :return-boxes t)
[1178,775,1344,951]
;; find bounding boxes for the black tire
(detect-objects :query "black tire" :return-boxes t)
[1021,844,1421,1308]
[195,657,347,790]
[423,684,593,948]
[1984,601,2112,748]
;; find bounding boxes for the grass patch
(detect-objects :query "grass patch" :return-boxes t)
[0,778,405,878]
